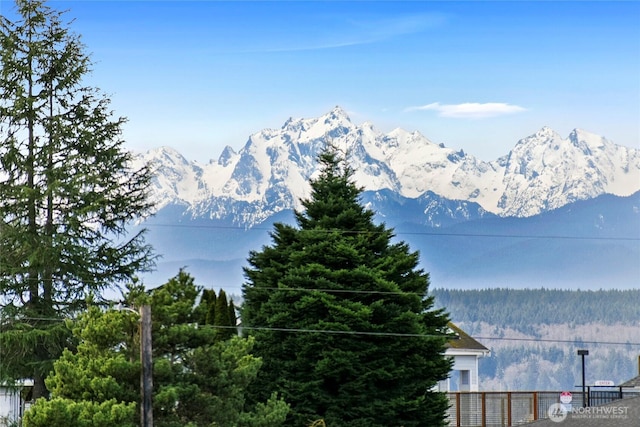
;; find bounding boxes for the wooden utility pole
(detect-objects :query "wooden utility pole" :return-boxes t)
[140,305,153,427]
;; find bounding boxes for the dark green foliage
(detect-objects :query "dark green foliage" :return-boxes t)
[214,289,236,341]
[148,270,211,364]
[143,270,287,427]
[173,336,289,427]
[228,298,237,331]
[22,306,141,427]
[214,289,229,327]
[46,308,140,404]
[23,398,137,427]
[23,271,288,427]
[196,286,237,341]
[197,288,217,325]
[242,148,452,426]
[0,0,154,398]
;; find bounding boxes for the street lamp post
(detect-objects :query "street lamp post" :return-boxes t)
[577,349,589,407]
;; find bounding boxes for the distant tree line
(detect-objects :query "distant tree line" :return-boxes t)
[433,288,640,390]
[433,288,640,334]
[476,344,638,391]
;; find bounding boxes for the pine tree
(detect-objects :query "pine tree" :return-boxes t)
[23,275,289,427]
[214,290,230,326]
[23,306,139,427]
[0,0,154,398]
[144,271,289,427]
[197,288,216,325]
[242,147,453,426]
[197,287,237,340]
[214,289,233,341]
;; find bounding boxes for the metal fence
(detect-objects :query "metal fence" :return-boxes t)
[445,389,640,427]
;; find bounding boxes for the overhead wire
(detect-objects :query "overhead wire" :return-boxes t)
[2,220,637,345]
[141,222,639,242]
[5,317,640,347]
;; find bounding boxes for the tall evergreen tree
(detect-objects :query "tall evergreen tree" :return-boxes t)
[196,288,216,325]
[242,147,453,426]
[196,287,238,340]
[215,289,236,341]
[0,0,154,398]
[214,289,230,327]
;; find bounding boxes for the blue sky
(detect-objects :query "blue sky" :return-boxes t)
[3,1,639,162]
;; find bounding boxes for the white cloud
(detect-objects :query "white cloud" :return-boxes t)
[406,102,527,119]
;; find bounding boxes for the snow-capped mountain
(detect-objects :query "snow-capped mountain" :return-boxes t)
[130,106,639,290]
[135,106,640,228]
[497,126,639,216]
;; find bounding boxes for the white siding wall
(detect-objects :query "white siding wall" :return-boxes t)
[441,353,481,392]
[0,388,21,426]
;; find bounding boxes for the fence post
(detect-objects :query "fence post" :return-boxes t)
[481,392,486,427]
[533,392,538,420]
[507,392,512,426]
[456,393,461,427]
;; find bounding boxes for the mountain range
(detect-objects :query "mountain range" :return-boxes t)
[131,106,640,290]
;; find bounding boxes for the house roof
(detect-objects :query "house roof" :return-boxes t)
[523,396,640,426]
[620,375,640,388]
[446,322,489,352]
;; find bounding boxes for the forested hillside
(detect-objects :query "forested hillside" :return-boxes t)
[432,288,640,391]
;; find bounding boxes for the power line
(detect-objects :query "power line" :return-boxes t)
[473,336,640,346]
[3,316,67,322]
[5,317,640,346]
[226,325,442,338]
[242,286,427,297]
[7,277,640,300]
[141,223,639,242]
[200,325,640,347]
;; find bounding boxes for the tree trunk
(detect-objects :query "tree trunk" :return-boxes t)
[32,374,48,401]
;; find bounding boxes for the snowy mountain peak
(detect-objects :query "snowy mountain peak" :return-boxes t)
[137,108,640,226]
[147,146,191,165]
[275,106,355,144]
[217,145,237,167]
[496,127,640,216]
[529,126,562,143]
[568,128,609,151]
[329,104,350,117]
